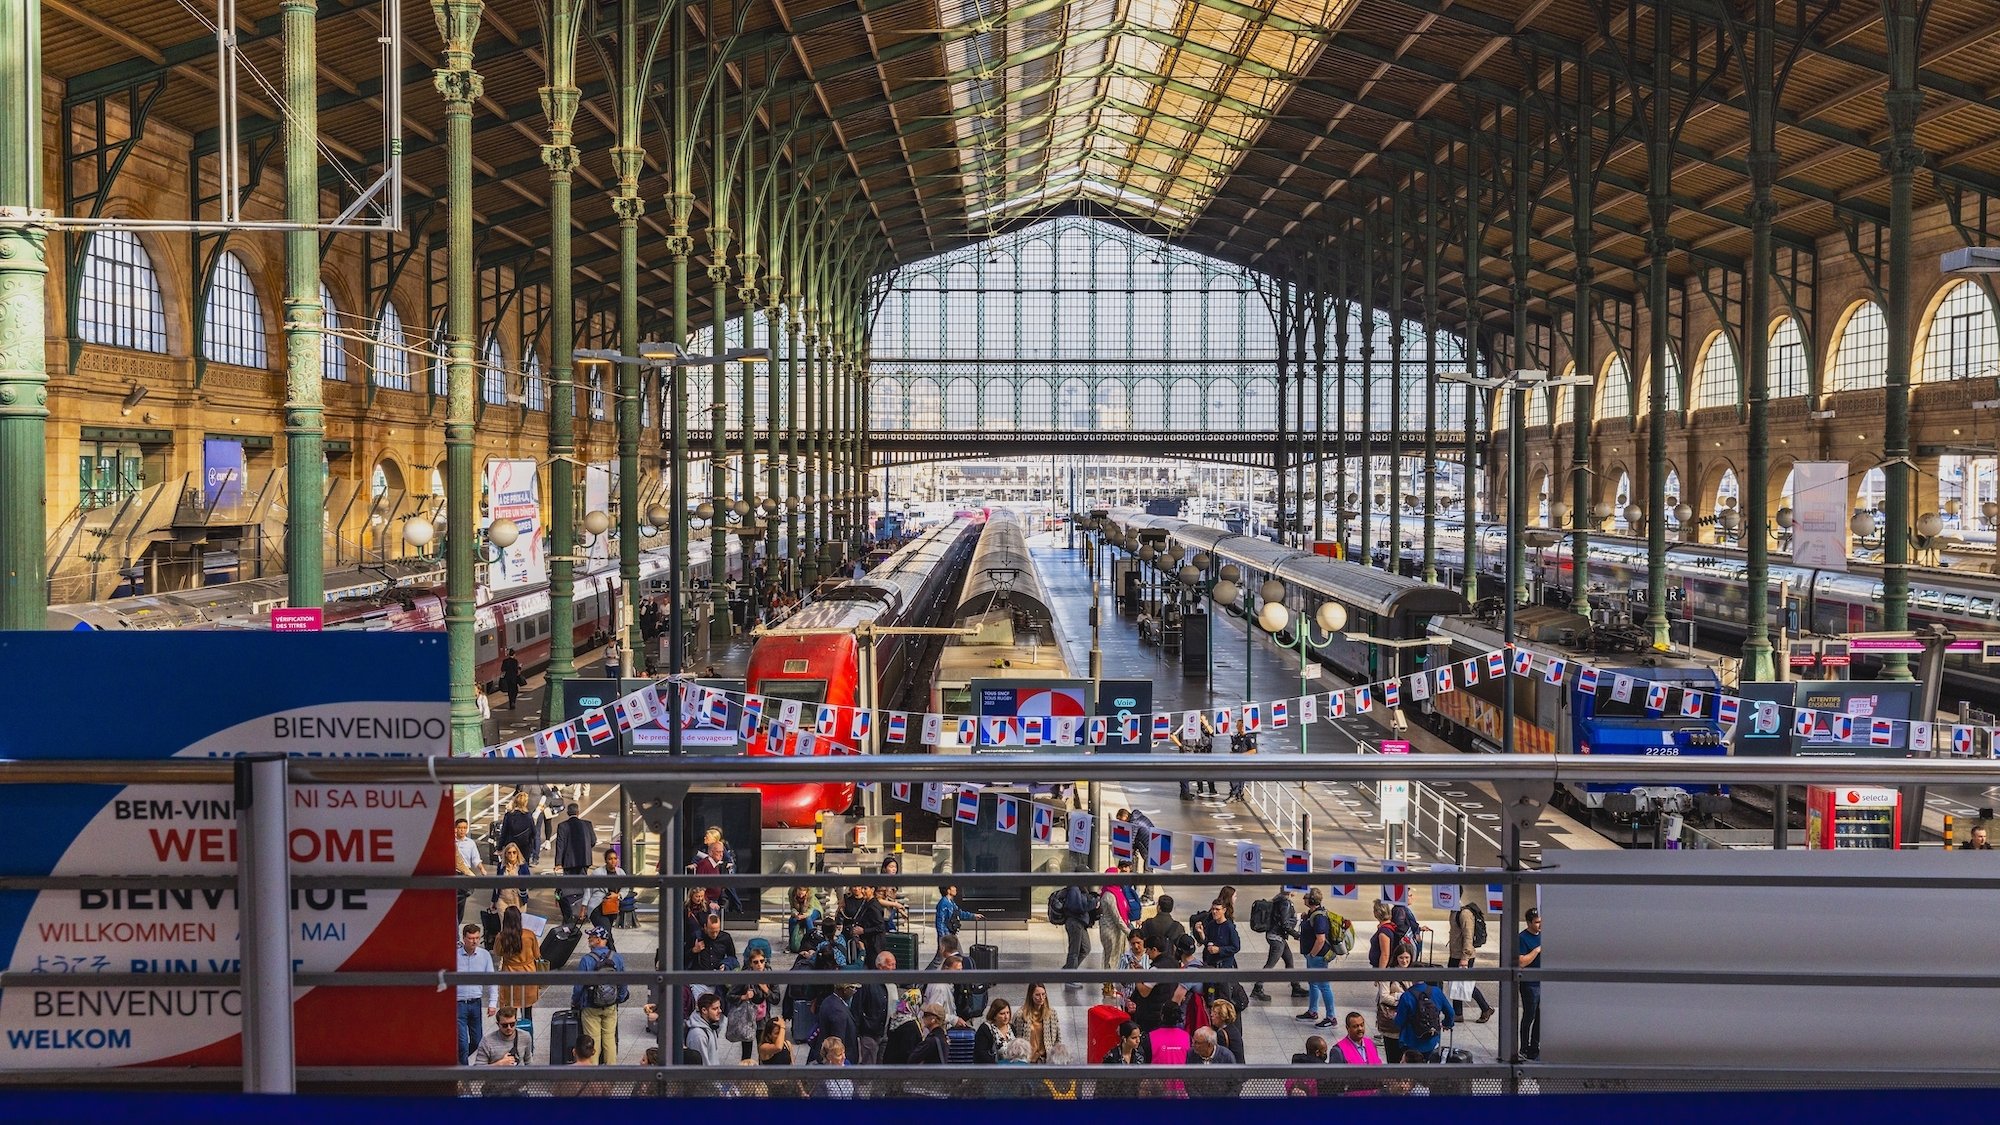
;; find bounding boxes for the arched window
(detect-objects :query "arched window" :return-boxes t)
[202,251,267,367]
[1644,349,1683,414]
[77,230,168,353]
[1524,386,1550,428]
[1771,317,1809,398]
[480,334,506,404]
[1596,355,1632,422]
[319,284,348,381]
[1919,281,2000,382]
[1694,332,1740,409]
[371,302,411,390]
[430,319,448,396]
[524,352,545,411]
[1828,301,1889,391]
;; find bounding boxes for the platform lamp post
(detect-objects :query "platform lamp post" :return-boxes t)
[1259,596,1349,757]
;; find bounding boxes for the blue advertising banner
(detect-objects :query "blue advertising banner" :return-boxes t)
[201,438,245,511]
[0,633,453,1069]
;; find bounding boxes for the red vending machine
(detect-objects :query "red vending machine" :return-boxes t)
[1803,785,1902,849]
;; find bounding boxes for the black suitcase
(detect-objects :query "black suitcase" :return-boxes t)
[968,919,999,972]
[479,909,501,950]
[542,924,583,971]
[547,1008,583,1065]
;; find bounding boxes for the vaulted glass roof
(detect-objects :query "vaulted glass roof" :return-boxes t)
[941,0,1358,230]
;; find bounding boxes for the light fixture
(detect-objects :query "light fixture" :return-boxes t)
[1623,503,1643,525]
[1259,578,1286,604]
[1775,507,1794,530]
[1917,511,1944,539]
[583,509,612,536]
[487,518,521,548]
[1257,600,1291,633]
[1211,578,1241,605]
[1851,510,1876,538]
[1674,503,1694,524]
[1315,602,1347,632]
[645,503,671,527]
[402,519,436,547]
[120,384,148,411]
[1718,510,1741,534]
[1218,564,1242,585]
[1177,563,1200,586]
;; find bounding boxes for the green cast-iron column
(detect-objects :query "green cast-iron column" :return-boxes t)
[667,0,694,627]
[1570,59,1595,620]
[1741,0,1778,679]
[1358,211,1375,566]
[1333,246,1349,551]
[281,0,326,610]
[1644,5,1672,648]
[707,62,732,642]
[1312,256,1328,545]
[1462,124,1482,605]
[1388,199,1405,575]
[1422,174,1440,584]
[0,0,47,629]
[762,137,782,571]
[434,0,484,756]
[613,0,651,669]
[1293,281,1308,545]
[541,0,584,708]
[785,205,803,579]
[1510,114,1533,610]
[1879,0,1923,676]
[737,111,760,556]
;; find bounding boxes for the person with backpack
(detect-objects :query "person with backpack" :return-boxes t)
[570,927,627,1064]
[1057,881,1092,981]
[1367,900,1406,970]
[1448,893,1495,1023]
[1394,974,1455,1063]
[1294,889,1337,1028]
[1250,888,1304,1002]
[1389,900,1424,961]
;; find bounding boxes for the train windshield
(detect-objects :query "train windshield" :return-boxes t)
[760,679,827,706]
[1588,679,1713,720]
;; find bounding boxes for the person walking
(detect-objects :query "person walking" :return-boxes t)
[456,923,497,1065]
[1058,880,1092,984]
[492,906,543,1039]
[933,883,980,968]
[1253,887,1302,1002]
[499,649,523,709]
[570,927,627,1065]
[1447,892,1494,1023]
[554,802,595,877]
[1393,974,1454,1063]
[452,818,486,921]
[496,792,538,871]
[1517,908,1544,1061]
[1295,889,1337,1028]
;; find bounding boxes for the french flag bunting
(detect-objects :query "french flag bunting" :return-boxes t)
[1213,707,1235,735]
[890,781,912,803]
[582,707,615,745]
[1795,709,1818,737]
[986,716,1014,746]
[539,722,577,758]
[1328,854,1359,899]
[1870,717,1894,747]
[1612,675,1635,703]
[1281,849,1311,893]
[850,710,872,740]
[1512,648,1534,676]
[1031,802,1058,843]
[1122,714,1142,744]
[885,711,909,744]
[1021,714,1047,746]
[1829,714,1854,741]
[500,737,530,759]
[1681,690,1705,718]
[1544,658,1568,685]
[1910,721,1933,754]
[1383,679,1400,708]
[955,785,982,824]
[1717,695,1740,727]
[1242,704,1261,733]
[1088,716,1109,747]
[1485,650,1506,678]
[921,783,945,813]
[1189,835,1217,874]
[816,705,839,736]
[1153,712,1174,740]
[612,693,643,733]
[1575,666,1599,695]
[1055,716,1081,746]
[1067,811,1094,854]
[796,730,818,757]
[1952,725,1975,754]
[1147,828,1174,868]
[1644,682,1669,713]
[1409,672,1430,701]
[1327,691,1347,719]
[956,716,978,746]
[641,684,667,727]
[1381,860,1410,906]
[1488,885,1506,913]
[1354,687,1374,714]
[1270,699,1290,728]
[1462,657,1482,686]
[1436,666,1456,694]
[704,691,729,728]
[994,794,1019,834]
[739,694,765,737]
[1300,695,1319,724]
[1109,819,1135,859]
[923,713,944,745]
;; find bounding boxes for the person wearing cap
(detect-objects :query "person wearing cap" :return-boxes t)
[908,1001,952,1064]
[571,927,627,1065]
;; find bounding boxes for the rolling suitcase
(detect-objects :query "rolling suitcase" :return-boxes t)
[968,919,999,972]
[547,1008,583,1065]
[945,1026,977,1065]
[885,929,920,975]
[541,923,583,971]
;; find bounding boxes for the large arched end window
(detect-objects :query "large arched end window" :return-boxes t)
[1919,281,2000,383]
[430,319,448,396]
[319,283,348,381]
[372,302,411,390]
[524,352,545,411]
[1828,300,1889,392]
[480,334,506,404]
[202,251,267,367]
[1693,332,1740,409]
[77,230,168,353]
[1771,317,1809,398]
[1643,349,1683,415]
[1595,355,1632,422]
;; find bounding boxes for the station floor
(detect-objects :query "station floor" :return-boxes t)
[462,537,1621,1067]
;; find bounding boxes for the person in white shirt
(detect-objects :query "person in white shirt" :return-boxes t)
[453,818,486,921]
[457,923,498,1064]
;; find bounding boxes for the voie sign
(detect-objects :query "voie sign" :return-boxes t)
[0,633,454,1067]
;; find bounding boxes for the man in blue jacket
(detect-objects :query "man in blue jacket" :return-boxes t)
[1196,900,1240,968]
[1394,976,1456,1063]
